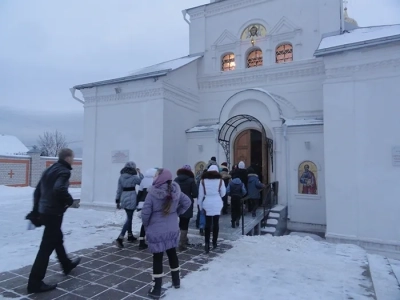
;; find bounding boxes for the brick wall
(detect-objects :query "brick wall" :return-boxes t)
[0,149,82,187]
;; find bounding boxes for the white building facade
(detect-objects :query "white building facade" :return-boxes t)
[72,0,400,254]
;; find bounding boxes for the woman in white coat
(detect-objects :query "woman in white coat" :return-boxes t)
[198,165,226,253]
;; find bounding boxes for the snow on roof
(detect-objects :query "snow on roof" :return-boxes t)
[73,55,202,90]
[316,25,400,54]
[284,118,323,127]
[128,56,201,77]
[0,135,29,155]
[186,124,219,133]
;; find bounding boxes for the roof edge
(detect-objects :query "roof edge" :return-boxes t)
[73,70,170,90]
[315,34,400,57]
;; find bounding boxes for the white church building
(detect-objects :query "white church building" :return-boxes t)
[71,0,400,255]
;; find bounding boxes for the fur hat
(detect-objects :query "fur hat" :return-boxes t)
[124,161,136,169]
[221,162,228,167]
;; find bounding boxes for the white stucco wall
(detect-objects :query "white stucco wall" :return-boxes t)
[80,79,165,206]
[186,0,340,69]
[323,43,400,251]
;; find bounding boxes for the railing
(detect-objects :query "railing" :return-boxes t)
[240,181,279,235]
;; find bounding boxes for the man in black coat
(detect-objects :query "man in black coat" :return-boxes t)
[26,148,81,294]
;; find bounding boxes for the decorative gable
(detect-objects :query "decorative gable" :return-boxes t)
[269,17,301,36]
[212,30,238,47]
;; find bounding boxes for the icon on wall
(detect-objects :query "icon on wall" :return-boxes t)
[298,161,318,195]
[194,161,206,184]
[241,24,267,40]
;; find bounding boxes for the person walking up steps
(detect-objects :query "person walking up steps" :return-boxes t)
[198,165,226,253]
[141,168,191,299]
[226,176,247,228]
[247,167,265,217]
[136,168,158,250]
[26,148,81,294]
[174,165,198,251]
[115,161,142,249]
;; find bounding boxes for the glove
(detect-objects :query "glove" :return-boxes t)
[25,211,42,227]
[116,203,121,210]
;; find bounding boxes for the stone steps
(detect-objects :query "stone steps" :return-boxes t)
[367,254,400,299]
[260,205,287,236]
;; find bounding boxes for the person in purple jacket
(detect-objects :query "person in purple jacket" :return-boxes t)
[141,168,191,299]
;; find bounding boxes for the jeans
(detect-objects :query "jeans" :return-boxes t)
[179,217,190,231]
[231,196,242,222]
[120,209,134,237]
[28,214,71,287]
[205,215,220,245]
[153,247,179,275]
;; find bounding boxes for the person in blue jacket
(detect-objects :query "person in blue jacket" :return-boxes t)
[247,167,265,217]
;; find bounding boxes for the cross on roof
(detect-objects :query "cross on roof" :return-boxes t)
[8,170,14,178]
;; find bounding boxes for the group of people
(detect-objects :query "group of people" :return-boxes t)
[24,149,264,299]
[197,157,265,231]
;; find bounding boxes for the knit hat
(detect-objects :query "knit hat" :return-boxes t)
[238,161,245,169]
[208,165,219,172]
[124,161,136,169]
[153,168,173,188]
[182,164,192,171]
[210,156,216,162]
[221,162,228,167]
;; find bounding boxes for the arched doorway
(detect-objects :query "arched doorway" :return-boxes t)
[218,114,273,184]
[234,129,266,182]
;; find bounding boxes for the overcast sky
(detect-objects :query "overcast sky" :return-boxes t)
[1,0,399,155]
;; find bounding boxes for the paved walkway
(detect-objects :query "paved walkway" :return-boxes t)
[0,240,233,299]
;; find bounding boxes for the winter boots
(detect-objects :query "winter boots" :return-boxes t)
[63,257,81,276]
[127,232,137,243]
[115,236,124,249]
[148,274,165,299]
[171,267,180,289]
[179,230,188,251]
[138,237,148,250]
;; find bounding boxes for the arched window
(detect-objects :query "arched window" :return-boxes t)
[247,49,263,68]
[221,53,236,71]
[276,44,293,63]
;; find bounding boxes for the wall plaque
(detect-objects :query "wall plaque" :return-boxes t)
[392,146,400,167]
[112,150,129,164]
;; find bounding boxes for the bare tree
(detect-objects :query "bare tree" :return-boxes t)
[37,130,68,157]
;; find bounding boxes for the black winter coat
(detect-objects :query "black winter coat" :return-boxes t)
[174,169,198,218]
[232,168,248,189]
[34,159,74,216]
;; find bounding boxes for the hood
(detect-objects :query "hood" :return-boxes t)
[220,170,231,179]
[120,167,137,176]
[176,168,195,179]
[120,172,139,180]
[248,174,259,182]
[148,181,181,200]
[144,168,158,178]
[231,178,243,185]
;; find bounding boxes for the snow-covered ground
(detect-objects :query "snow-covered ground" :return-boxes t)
[166,235,376,300]
[1,185,399,300]
[0,185,141,273]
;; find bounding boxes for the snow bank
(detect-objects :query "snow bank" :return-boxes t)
[0,186,142,272]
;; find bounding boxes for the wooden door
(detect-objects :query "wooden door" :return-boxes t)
[234,130,251,167]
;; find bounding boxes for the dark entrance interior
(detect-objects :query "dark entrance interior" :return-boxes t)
[234,129,266,183]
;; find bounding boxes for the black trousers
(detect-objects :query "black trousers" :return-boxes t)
[205,215,220,244]
[231,197,242,222]
[28,214,71,286]
[250,198,259,213]
[222,195,228,214]
[153,247,179,275]
[139,224,145,238]
[179,217,190,231]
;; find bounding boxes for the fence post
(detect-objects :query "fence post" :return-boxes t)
[27,146,42,187]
